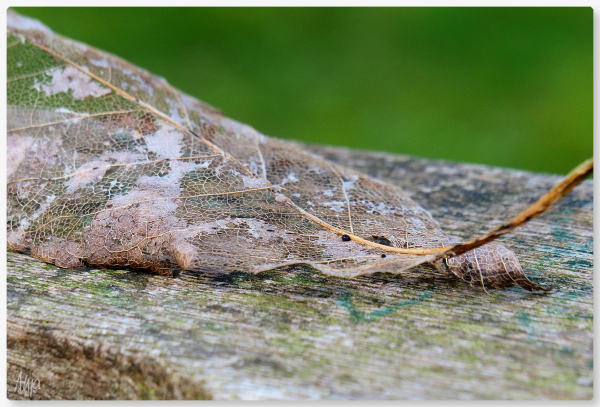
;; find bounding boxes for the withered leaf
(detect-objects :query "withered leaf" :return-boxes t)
[6,11,592,292]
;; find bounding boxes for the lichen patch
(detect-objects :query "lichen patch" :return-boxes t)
[242,176,270,189]
[7,134,34,179]
[144,125,184,159]
[32,66,111,100]
[65,151,145,194]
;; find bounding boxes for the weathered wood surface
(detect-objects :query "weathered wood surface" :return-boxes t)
[7,146,593,400]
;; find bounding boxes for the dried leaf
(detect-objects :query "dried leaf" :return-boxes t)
[6,11,592,291]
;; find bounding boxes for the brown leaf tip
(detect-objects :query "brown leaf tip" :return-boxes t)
[443,243,551,292]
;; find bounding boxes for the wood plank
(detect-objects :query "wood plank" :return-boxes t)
[8,146,593,400]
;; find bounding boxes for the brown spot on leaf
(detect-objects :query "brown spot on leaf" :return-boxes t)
[31,238,84,269]
[101,112,157,135]
[268,158,294,174]
[138,113,157,135]
[200,122,218,143]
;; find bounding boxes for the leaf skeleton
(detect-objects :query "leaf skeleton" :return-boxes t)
[6,11,593,293]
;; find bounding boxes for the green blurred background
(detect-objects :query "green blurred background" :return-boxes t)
[14,7,592,174]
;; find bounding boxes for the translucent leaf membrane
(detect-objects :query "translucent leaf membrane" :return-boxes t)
[7,10,548,290]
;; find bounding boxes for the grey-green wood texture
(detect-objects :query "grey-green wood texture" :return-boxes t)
[7,146,593,400]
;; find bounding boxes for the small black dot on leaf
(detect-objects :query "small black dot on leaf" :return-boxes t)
[341,234,351,242]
